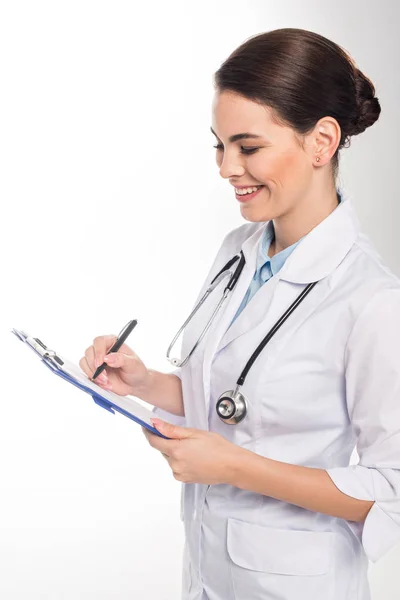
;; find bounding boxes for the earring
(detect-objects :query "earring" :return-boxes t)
[316,157,321,163]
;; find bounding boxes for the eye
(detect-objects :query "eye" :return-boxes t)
[212,144,260,155]
[240,147,259,155]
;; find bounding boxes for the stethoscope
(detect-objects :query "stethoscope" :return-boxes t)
[166,251,318,425]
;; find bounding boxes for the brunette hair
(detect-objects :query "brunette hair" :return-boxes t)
[213,28,381,180]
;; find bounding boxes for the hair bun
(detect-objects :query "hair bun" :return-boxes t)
[352,69,381,135]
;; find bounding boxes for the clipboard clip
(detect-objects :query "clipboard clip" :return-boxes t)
[34,338,64,367]
[39,344,65,367]
[12,329,64,367]
[26,333,64,367]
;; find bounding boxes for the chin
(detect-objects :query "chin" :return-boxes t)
[240,212,271,223]
[240,203,274,223]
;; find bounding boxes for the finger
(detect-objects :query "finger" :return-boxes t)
[80,354,99,378]
[80,356,110,386]
[83,344,97,372]
[102,352,137,373]
[147,434,176,455]
[142,426,172,451]
[93,335,117,368]
[142,427,157,445]
[150,419,192,440]
[79,355,92,378]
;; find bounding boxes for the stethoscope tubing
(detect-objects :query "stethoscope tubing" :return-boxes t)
[167,249,318,395]
[236,279,318,386]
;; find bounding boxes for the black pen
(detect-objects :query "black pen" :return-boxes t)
[92,319,138,381]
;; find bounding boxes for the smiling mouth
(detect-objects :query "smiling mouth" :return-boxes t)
[235,185,265,202]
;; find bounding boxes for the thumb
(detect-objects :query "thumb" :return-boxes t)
[103,352,135,371]
[150,418,192,439]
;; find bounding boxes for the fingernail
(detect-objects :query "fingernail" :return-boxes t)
[104,354,116,364]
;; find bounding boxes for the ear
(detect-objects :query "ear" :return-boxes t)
[310,116,341,167]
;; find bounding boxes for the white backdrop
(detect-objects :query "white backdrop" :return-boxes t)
[1,1,399,598]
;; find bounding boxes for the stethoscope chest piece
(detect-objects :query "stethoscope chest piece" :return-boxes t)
[216,388,248,424]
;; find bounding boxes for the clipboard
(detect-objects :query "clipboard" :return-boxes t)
[11,328,171,439]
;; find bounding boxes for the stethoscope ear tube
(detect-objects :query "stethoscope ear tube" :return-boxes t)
[224,252,246,291]
[166,252,245,368]
[210,251,245,287]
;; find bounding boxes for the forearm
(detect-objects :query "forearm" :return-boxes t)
[132,370,184,417]
[229,448,374,522]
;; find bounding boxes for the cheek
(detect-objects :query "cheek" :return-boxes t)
[259,150,307,185]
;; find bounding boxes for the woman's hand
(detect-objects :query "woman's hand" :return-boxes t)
[79,334,150,396]
[142,418,243,485]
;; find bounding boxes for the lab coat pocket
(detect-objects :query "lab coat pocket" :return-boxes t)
[227,518,335,600]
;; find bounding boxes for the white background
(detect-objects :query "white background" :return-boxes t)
[1,1,399,598]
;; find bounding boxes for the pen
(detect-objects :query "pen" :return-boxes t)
[91,318,138,381]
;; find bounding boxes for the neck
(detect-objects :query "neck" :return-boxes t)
[269,186,340,257]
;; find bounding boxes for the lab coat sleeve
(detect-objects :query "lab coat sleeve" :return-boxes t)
[326,285,400,563]
[151,367,186,426]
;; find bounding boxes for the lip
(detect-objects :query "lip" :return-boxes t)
[231,184,263,189]
[235,186,264,203]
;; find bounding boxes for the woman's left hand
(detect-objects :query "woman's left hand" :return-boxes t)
[142,418,242,485]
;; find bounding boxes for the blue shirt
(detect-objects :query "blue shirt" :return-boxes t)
[229,190,343,326]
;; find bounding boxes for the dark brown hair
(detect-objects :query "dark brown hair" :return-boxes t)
[213,28,381,180]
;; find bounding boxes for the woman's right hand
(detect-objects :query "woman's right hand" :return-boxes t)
[79,335,150,397]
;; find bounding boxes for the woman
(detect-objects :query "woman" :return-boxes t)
[80,28,400,600]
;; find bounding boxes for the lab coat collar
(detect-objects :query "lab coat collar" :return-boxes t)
[241,193,361,285]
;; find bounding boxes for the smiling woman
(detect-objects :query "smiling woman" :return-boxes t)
[209,30,380,252]
[138,27,400,600]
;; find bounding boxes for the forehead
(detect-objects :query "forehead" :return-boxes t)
[211,90,278,135]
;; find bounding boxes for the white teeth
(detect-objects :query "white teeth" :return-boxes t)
[235,186,262,195]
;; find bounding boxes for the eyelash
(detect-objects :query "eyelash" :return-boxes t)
[213,144,259,155]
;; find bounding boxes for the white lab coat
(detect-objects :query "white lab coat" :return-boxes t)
[154,194,400,600]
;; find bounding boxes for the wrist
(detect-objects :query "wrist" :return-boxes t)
[226,445,267,491]
[224,445,255,488]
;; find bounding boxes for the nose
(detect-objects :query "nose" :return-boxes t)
[218,153,246,180]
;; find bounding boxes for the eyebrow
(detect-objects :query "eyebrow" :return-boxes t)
[210,126,263,143]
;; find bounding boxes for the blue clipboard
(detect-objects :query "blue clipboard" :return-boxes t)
[11,328,171,439]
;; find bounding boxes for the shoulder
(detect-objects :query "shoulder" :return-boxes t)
[354,230,400,285]
[344,230,400,304]
[344,232,400,344]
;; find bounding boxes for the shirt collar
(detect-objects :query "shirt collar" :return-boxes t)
[241,188,359,285]
[256,221,303,278]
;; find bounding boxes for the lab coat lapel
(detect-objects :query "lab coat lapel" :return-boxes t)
[217,275,333,378]
[215,198,361,357]
[216,275,280,352]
